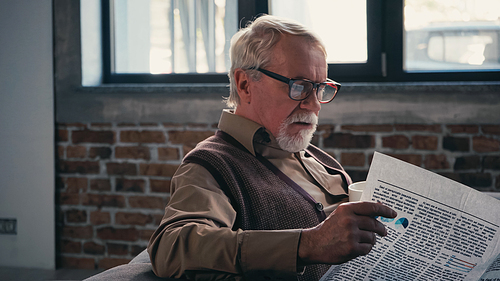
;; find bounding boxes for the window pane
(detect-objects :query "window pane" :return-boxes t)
[112,0,238,74]
[270,0,367,64]
[404,0,500,72]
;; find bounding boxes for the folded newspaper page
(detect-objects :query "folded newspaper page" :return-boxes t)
[321,152,500,281]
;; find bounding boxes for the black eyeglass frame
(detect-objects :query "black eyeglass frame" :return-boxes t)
[247,67,341,104]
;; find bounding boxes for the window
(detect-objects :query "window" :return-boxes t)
[404,1,500,72]
[101,0,266,83]
[99,0,500,84]
[111,0,237,74]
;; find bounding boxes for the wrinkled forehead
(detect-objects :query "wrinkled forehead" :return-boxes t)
[269,35,327,71]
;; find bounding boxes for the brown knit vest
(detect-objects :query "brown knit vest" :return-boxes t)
[184,131,351,281]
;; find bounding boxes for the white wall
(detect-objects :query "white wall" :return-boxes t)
[0,0,55,269]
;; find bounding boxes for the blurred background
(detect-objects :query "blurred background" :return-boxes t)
[1,0,499,276]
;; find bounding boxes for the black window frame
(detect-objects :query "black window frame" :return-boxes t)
[101,0,500,84]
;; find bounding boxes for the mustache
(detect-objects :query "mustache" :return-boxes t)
[283,112,318,126]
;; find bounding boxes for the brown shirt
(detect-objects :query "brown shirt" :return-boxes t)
[148,110,348,280]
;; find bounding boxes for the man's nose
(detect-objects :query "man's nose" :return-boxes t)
[299,90,321,112]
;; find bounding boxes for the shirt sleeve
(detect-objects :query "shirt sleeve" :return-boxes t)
[147,162,303,280]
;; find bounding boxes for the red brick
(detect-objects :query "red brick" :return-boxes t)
[120,130,166,143]
[152,214,164,226]
[316,124,335,132]
[129,196,166,209]
[65,123,87,128]
[139,163,178,177]
[344,169,368,183]
[158,147,180,161]
[150,179,171,193]
[97,227,139,241]
[341,152,365,167]
[90,211,111,225]
[162,122,183,128]
[58,129,68,142]
[115,212,153,226]
[66,177,88,193]
[131,245,146,256]
[140,229,156,241]
[182,144,197,154]
[186,123,210,128]
[89,147,112,159]
[424,154,449,170]
[61,257,95,269]
[118,122,137,127]
[67,146,86,158]
[106,162,137,175]
[72,130,115,144]
[387,154,422,167]
[382,135,410,149]
[412,135,438,150]
[440,172,492,189]
[447,125,479,134]
[116,178,145,193]
[459,173,493,188]
[311,134,319,146]
[323,133,374,149]
[168,131,214,146]
[84,242,106,255]
[454,156,481,170]
[61,240,81,254]
[107,243,129,256]
[59,160,100,174]
[82,194,126,208]
[98,258,131,270]
[482,125,500,135]
[115,146,150,160]
[66,209,87,223]
[90,179,111,191]
[443,136,469,152]
[139,122,159,127]
[484,156,500,170]
[62,226,93,239]
[341,124,393,132]
[59,193,80,205]
[395,124,441,133]
[473,136,500,152]
[90,123,112,128]
[58,145,65,159]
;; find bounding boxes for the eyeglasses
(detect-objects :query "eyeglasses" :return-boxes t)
[248,67,341,104]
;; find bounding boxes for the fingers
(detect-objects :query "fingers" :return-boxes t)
[357,216,388,237]
[358,230,377,245]
[351,232,376,258]
[351,201,397,219]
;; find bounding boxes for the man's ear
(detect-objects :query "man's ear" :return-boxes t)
[234,68,251,104]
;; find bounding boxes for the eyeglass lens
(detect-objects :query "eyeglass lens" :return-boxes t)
[290,80,337,103]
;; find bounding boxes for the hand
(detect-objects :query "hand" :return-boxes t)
[298,202,397,265]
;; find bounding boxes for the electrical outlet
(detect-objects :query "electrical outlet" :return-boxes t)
[0,218,17,235]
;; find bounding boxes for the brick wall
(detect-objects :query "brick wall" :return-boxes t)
[55,122,500,269]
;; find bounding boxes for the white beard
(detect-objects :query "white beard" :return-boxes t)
[276,112,318,152]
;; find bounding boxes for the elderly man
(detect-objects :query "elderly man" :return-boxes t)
[148,15,396,281]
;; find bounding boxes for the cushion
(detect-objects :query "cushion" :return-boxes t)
[83,250,178,281]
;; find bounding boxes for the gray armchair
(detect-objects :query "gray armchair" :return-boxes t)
[84,250,180,281]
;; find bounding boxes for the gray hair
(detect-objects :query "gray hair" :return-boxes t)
[225,15,326,108]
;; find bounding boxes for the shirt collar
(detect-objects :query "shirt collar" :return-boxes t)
[218,109,262,156]
[218,109,294,158]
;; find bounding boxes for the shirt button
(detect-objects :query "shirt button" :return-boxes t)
[315,202,324,212]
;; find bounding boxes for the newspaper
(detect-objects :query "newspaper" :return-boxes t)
[320,152,500,281]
